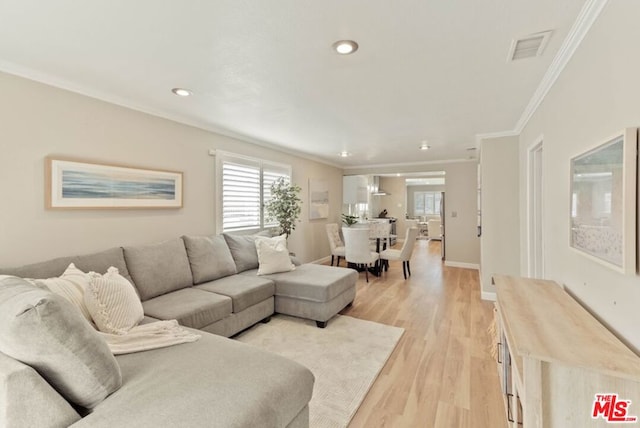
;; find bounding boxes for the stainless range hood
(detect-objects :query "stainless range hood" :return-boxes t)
[371,176,390,196]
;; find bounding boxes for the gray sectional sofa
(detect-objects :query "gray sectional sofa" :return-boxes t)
[0,233,358,428]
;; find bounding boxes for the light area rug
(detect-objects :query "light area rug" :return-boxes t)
[235,314,404,428]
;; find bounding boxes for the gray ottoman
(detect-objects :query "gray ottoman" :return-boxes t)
[241,264,357,328]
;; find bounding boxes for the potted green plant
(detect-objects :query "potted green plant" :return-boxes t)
[265,177,302,238]
[341,213,358,227]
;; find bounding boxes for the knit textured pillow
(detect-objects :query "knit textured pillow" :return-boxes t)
[28,263,94,324]
[85,267,144,335]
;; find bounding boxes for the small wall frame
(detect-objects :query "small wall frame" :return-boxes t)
[309,178,329,220]
[569,128,637,274]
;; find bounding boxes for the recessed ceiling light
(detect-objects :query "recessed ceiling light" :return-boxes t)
[332,40,359,55]
[419,142,431,150]
[339,151,352,158]
[171,88,192,97]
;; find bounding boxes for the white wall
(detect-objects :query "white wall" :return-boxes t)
[518,1,640,351]
[0,72,343,266]
[443,161,480,266]
[371,177,401,219]
[480,136,520,295]
[347,160,480,266]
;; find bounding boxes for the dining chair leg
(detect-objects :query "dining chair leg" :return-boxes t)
[402,261,407,280]
[337,256,341,266]
[365,265,369,283]
[331,255,335,266]
[407,260,411,276]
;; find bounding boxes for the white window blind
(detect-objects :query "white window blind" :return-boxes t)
[216,151,291,233]
[222,160,261,231]
[414,191,442,216]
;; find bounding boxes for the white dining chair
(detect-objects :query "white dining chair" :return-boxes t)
[405,219,419,230]
[368,222,392,251]
[380,227,420,279]
[325,223,346,266]
[343,227,379,282]
[368,221,391,271]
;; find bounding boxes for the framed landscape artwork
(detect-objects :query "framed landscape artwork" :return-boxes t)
[46,157,183,209]
[569,128,637,274]
[309,178,329,219]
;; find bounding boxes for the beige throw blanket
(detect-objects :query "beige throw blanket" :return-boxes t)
[98,320,201,355]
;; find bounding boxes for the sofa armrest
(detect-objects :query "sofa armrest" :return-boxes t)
[0,351,81,428]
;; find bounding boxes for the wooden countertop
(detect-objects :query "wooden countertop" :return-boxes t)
[493,274,640,382]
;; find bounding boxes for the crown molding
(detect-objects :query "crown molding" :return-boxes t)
[0,60,344,170]
[474,0,608,143]
[475,130,520,144]
[0,0,608,171]
[513,0,609,134]
[342,157,477,171]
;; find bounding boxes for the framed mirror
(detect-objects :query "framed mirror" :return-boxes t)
[569,128,637,274]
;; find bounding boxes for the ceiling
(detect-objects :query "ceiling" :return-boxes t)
[0,0,590,167]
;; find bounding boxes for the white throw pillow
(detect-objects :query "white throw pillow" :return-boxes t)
[85,267,144,335]
[255,235,295,275]
[27,263,94,324]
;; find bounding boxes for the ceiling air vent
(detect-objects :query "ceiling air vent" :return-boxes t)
[508,31,553,61]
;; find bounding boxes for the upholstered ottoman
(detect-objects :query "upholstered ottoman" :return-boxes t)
[241,264,357,328]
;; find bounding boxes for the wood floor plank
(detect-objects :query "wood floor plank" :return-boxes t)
[339,239,507,428]
[434,400,470,428]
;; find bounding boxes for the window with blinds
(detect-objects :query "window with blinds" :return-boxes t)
[217,151,291,232]
[414,191,442,216]
[222,161,261,230]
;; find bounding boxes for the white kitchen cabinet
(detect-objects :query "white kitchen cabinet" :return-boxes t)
[343,175,368,204]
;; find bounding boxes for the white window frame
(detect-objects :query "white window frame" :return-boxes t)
[216,150,292,233]
[413,191,442,216]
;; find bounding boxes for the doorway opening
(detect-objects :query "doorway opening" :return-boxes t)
[404,174,446,260]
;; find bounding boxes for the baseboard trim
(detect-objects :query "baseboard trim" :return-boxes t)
[444,261,479,270]
[481,291,497,301]
[311,256,332,265]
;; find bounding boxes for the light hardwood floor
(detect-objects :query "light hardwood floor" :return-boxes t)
[334,239,507,428]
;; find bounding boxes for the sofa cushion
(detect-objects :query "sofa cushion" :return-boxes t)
[196,275,275,313]
[222,232,269,273]
[0,351,82,428]
[74,329,314,428]
[0,275,122,409]
[182,234,237,284]
[255,235,295,275]
[141,288,232,329]
[240,264,358,303]
[0,247,133,286]
[123,238,194,301]
[85,267,144,334]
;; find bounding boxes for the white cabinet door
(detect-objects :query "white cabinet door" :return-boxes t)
[343,175,369,204]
